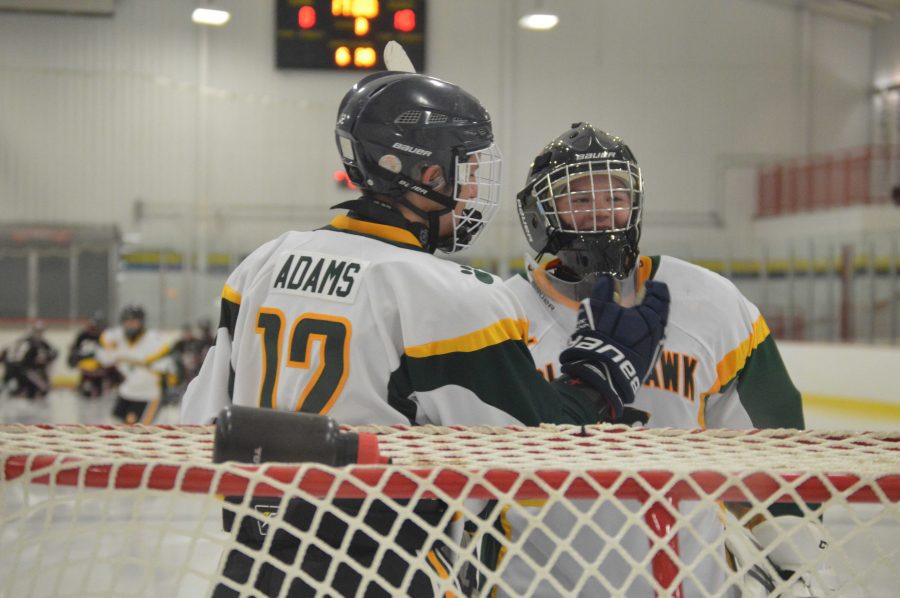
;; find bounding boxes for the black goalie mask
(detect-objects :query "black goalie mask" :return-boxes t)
[334,72,502,254]
[517,122,643,280]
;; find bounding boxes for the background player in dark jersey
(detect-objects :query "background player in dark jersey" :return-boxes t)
[67,311,121,399]
[1,320,57,399]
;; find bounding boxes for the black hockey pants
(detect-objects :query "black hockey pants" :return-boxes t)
[213,497,450,597]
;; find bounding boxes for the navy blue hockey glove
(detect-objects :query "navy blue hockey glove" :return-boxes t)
[559,275,670,421]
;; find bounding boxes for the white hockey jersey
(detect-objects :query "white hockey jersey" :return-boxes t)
[97,327,173,403]
[495,255,803,597]
[181,215,600,428]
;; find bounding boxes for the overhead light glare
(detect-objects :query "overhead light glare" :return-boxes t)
[192,8,231,26]
[518,13,558,30]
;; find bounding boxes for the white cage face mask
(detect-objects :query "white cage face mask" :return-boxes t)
[442,143,503,253]
[533,159,643,235]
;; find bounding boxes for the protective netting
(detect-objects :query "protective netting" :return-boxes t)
[2,423,900,597]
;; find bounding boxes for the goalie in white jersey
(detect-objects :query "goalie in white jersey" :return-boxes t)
[493,123,832,596]
[181,77,669,597]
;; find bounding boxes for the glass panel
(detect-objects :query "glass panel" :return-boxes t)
[0,254,28,318]
[37,254,70,319]
[77,250,110,319]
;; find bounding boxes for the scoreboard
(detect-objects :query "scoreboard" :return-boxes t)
[276,0,426,71]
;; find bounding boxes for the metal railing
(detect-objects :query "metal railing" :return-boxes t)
[757,144,899,216]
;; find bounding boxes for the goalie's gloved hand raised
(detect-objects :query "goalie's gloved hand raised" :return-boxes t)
[558,275,669,421]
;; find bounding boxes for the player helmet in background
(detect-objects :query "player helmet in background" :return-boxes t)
[29,319,46,339]
[88,310,106,331]
[119,305,145,340]
[335,71,502,253]
[517,122,643,280]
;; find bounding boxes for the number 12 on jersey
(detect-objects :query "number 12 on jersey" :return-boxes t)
[255,308,351,413]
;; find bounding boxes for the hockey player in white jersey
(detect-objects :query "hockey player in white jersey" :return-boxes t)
[181,77,669,597]
[493,122,832,596]
[98,305,174,424]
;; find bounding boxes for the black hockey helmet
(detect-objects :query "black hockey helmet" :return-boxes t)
[30,319,46,338]
[88,310,107,330]
[119,305,145,323]
[119,305,145,340]
[334,72,502,253]
[517,122,643,280]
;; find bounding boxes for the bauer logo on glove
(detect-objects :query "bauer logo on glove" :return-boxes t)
[559,274,669,420]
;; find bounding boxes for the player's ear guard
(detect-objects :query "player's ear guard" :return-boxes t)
[558,275,670,421]
[213,405,388,466]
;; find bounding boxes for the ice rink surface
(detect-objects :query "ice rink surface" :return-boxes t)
[2,390,898,596]
[5,387,894,436]
[1,391,222,597]
[0,389,182,427]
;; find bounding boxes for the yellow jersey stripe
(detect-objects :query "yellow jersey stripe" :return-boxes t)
[636,255,652,291]
[99,331,114,350]
[699,314,770,426]
[426,550,449,579]
[143,343,172,365]
[329,214,423,248]
[77,357,102,371]
[405,318,529,358]
[698,393,709,429]
[425,551,456,598]
[222,284,242,305]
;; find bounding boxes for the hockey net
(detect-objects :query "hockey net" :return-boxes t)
[2,423,899,597]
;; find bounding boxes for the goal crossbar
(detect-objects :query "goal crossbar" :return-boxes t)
[6,456,900,503]
[4,423,899,503]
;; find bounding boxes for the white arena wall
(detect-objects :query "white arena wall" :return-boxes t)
[778,340,900,430]
[1,0,896,323]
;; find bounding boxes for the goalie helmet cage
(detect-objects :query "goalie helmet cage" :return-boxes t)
[2,423,899,597]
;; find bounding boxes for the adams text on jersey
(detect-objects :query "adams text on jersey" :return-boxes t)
[271,251,369,304]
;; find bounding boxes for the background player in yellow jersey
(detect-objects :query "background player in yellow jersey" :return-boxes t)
[497,122,832,596]
[98,305,175,424]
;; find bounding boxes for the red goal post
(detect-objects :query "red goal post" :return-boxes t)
[3,423,900,597]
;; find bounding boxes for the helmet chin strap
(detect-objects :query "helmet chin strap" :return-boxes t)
[394,195,449,254]
[372,163,458,254]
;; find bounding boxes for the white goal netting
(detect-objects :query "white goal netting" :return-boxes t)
[2,423,899,597]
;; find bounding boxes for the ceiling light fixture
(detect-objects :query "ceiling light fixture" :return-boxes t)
[192,7,231,26]
[518,12,558,30]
